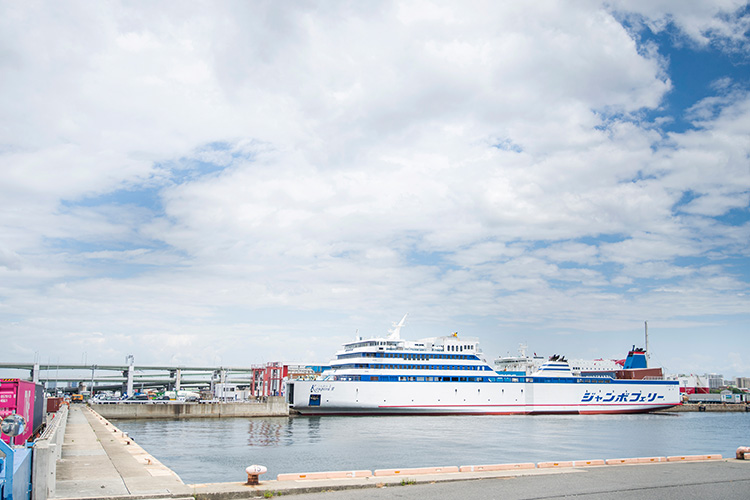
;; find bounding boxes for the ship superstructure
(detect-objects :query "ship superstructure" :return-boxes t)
[288,317,680,415]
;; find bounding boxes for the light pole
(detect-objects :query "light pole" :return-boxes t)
[90,365,97,398]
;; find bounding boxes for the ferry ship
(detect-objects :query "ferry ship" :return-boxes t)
[287,316,680,415]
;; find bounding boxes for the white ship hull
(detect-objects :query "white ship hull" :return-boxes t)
[289,378,680,415]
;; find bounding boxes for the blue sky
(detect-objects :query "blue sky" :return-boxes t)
[0,1,748,379]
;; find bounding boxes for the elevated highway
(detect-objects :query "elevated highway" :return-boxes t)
[0,361,286,396]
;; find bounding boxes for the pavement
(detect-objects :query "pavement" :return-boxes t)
[54,405,750,500]
[55,405,192,499]
[279,459,750,500]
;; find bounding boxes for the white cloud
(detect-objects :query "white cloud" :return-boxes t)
[0,1,748,376]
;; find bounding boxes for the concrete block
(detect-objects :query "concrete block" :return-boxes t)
[537,461,574,468]
[459,463,535,472]
[606,458,639,465]
[373,466,459,476]
[666,455,702,462]
[324,470,372,479]
[573,459,606,467]
[636,457,665,463]
[277,472,329,481]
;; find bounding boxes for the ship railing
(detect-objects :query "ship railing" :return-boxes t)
[643,375,665,381]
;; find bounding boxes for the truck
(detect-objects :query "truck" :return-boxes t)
[0,379,44,445]
[687,390,747,404]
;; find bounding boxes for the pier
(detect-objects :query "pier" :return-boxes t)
[89,397,288,419]
[55,405,191,499]
[46,405,750,500]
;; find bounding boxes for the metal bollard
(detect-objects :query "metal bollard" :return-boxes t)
[246,464,267,485]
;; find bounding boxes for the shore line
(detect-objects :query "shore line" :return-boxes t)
[657,403,750,412]
[54,405,749,500]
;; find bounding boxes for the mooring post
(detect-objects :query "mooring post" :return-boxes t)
[246,464,267,485]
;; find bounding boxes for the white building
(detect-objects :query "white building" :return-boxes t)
[214,383,239,401]
[705,373,724,390]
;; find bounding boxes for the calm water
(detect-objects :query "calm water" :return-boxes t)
[112,413,750,484]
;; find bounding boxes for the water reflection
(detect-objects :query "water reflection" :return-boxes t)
[247,418,288,447]
[305,416,322,443]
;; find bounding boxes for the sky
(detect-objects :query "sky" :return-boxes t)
[1,1,749,379]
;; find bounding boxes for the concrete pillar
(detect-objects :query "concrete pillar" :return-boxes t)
[55,412,66,460]
[220,369,227,384]
[175,368,181,391]
[32,439,55,500]
[32,363,40,384]
[127,365,134,397]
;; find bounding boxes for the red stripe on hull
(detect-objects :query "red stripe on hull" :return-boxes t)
[295,404,678,416]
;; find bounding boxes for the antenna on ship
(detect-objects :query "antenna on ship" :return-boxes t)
[387,314,408,340]
[644,321,649,367]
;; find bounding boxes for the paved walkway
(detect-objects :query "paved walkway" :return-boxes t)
[55,405,192,499]
[280,459,750,500]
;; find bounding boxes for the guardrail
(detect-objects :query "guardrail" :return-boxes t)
[31,405,68,500]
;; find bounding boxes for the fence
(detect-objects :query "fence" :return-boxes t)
[30,405,68,500]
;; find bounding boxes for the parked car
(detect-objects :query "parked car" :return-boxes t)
[123,394,151,403]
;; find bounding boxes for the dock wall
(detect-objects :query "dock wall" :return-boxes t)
[89,397,289,419]
[657,403,750,413]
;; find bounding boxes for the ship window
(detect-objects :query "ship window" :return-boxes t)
[309,394,321,406]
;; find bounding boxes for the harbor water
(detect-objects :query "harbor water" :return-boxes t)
[112,412,750,484]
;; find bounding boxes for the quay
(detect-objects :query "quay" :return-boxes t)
[50,405,750,500]
[89,398,288,419]
[659,402,750,412]
[55,405,192,499]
